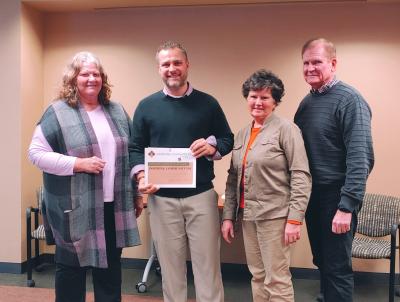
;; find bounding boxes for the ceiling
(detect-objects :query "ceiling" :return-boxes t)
[23,0,400,12]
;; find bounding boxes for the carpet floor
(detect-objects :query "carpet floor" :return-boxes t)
[0,266,392,301]
[0,285,169,302]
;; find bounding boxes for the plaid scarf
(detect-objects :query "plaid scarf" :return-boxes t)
[40,100,140,268]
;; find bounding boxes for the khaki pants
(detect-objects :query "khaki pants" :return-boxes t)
[148,189,224,302]
[242,218,294,302]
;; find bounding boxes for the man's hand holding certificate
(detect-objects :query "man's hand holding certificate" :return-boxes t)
[145,148,196,188]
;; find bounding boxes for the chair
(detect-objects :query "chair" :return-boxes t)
[135,197,161,293]
[352,193,400,302]
[26,187,46,287]
[135,239,161,293]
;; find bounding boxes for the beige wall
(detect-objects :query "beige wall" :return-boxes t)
[40,3,400,272]
[3,1,400,273]
[0,1,44,265]
[21,3,45,264]
[0,0,22,264]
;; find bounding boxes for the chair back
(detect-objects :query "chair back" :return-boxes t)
[357,193,400,237]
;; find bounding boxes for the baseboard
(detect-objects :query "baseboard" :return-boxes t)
[0,254,55,274]
[290,267,395,285]
[0,262,23,274]
[1,255,396,286]
[121,258,151,269]
[120,259,394,285]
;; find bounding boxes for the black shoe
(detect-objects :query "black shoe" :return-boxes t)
[316,293,324,302]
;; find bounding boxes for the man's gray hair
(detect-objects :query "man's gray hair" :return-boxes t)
[302,38,336,59]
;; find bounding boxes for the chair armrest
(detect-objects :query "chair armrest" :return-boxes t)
[390,223,400,239]
[26,207,39,218]
[26,207,32,220]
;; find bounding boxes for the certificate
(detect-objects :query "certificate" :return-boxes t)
[145,147,196,188]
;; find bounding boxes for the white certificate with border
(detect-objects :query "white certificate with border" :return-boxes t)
[145,147,196,188]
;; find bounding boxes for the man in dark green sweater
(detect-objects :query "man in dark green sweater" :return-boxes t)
[129,41,233,302]
[294,38,374,302]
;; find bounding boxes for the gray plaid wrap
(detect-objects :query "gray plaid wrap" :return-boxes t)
[40,100,140,268]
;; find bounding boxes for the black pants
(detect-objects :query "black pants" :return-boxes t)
[55,202,122,302]
[306,184,357,302]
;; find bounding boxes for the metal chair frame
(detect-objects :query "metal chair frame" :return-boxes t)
[26,188,46,287]
[352,193,400,302]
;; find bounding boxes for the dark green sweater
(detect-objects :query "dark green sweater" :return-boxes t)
[294,81,374,212]
[130,89,233,198]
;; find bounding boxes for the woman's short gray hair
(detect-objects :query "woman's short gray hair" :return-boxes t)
[242,69,285,104]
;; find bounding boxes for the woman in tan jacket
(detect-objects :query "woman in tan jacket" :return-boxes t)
[221,69,312,302]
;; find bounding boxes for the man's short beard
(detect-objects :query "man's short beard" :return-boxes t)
[164,78,186,89]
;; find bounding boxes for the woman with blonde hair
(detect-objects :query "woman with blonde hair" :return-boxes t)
[29,51,142,302]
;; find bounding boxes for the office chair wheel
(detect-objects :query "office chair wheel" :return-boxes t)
[155,266,161,276]
[136,282,147,293]
[27,280,35,287]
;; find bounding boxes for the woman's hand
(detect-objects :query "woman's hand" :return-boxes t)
[134,195,144,218]
[284,222,301,245]
[74,156,106,174]
[221,220,235,244]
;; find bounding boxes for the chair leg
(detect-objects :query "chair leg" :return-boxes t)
[34,238,40,269]
[390,259,395,302]
[389,233,396,302]
[397,234,400,297]
[33,211,40,269]
[27,237,34,287]
[26,212,35,287]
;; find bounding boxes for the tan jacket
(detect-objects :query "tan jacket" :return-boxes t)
[222,113,311,222]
